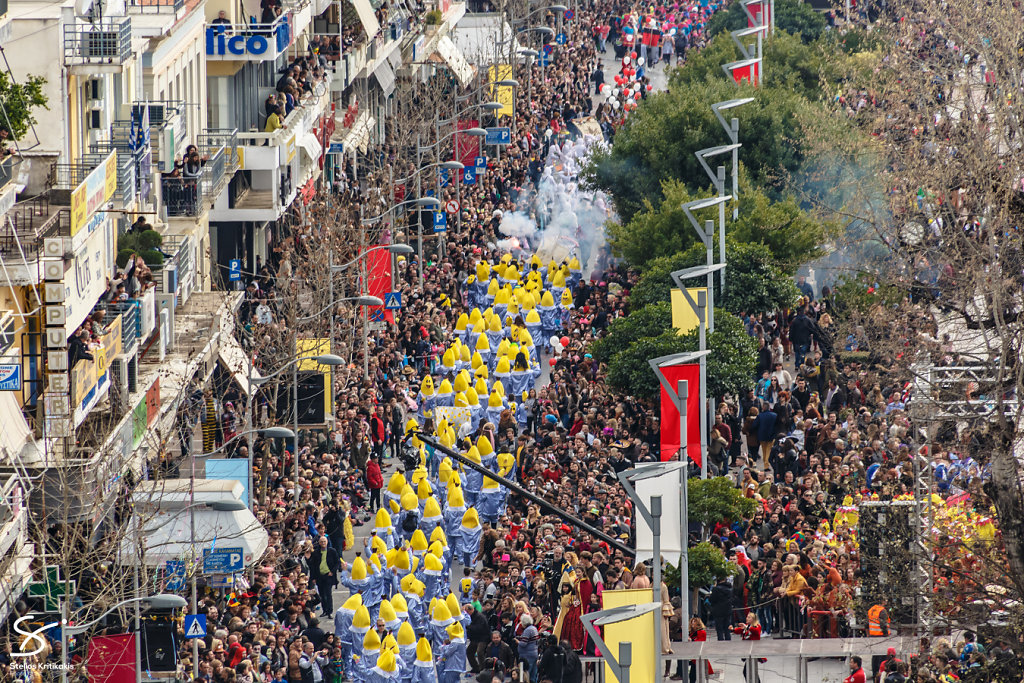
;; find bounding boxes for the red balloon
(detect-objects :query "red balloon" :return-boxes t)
[647,84,654,91]
[549,358,557,367]
[598,84,606,94]
[560,336,570,347]
[614,75,622,85]
[630,51,638,60]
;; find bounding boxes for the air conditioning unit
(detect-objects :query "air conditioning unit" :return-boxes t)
[86,78,101,100]
[84,29,119,58]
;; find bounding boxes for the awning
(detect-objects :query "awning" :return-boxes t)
[0,390,30,461]
[373,60,396,97]
[299,132,322,165]
[338,111,375,154]
[433,35,476,88]
[217,332,261,396]
[387,43,403,71]
[118,479,269,568]
[350,0,380,41]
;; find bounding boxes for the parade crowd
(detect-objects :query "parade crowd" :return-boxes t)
[160,1,1021,683]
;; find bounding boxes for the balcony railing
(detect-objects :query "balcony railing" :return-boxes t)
[0,157,17,192]
[127,0,184,12]
[88,145,138,207]
[236,72,332,147]
[162,129,237,217]
[107,301,140,348]
[63,19,133,67]
[0,197,70,259]
[162,176,201,217]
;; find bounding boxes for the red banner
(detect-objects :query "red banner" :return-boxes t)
[87,634,136,683]
[731,61,759,86]
[455,119,480,172]
[746,0,770,34]
[659,363,701,465]
[363,246,393,324]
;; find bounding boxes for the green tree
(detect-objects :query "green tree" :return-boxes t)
[671,542,737,588]
[608,173,825,270]
[628,241,802,315]
[586,72,813,221]
[0,72,48,141]
[706,0,827,44]
[605,309,757,400]
[688,476,757,528]
[590,301,671,364]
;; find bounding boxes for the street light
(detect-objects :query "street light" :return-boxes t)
[711,98,754,221]
[60,594,188,683]
[580,603,662,683]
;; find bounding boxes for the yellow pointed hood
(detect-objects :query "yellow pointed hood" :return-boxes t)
[410,529,429,552]
[498,452,515,473]
[505,264,521,282]
[342,593,363,611]
[446,622,465,640]
[488,315,502,333]
[461,507,480,529]
[465,445,481,464]
[459,343,471,363]
[417,477,433,500]
[469,307,483,326]
[476,435,494,457]
[416,638,433,664]
[494,287,510,305]
[486,278,499,297]
[363,628,381,652]
[423,496,442,520]
[375,507,393,532]
[475,334,490,352]
[465,386,480,407]
[471,351,484,370]
[439,458,453,484]
[475,261,491,281]
[455,312,469,332]
[526,309,541,324]
[352,605,371,631]
[541,290,555,307]
[482,474,500,491]
[453,371,470,393]
[388,472,408,496]
[474,365,489,381]
[447,485,465,508]
[401,490,418,512]
[493,379,506,398]
[446,594,461,620]
[423,552,443,574]
[453,392,469,408]
[379,599,398,626]
[495,356,511,374]
[447,471,462,490]
[381,634,399,656]
[430,525,448,548]
[497,338,511,357]
[350,556,368,582]
[389,547,410,573]
[441,348,456,369]
[429,540,444,558]
[561,288,574,306]
[430,599,453,626]
[474,377,489,397]
[553,267,567,288]
[400,572,418,595]
[393,594,411,620]
[410,466,427,488]
[419,375,435,396]
[437,378,453,395]
[371,535,388,556]
[368,553,381,575]
[487,390,503,408]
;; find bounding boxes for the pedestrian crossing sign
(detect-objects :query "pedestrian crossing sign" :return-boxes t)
[184,614,206,639]
[384,292,402,310]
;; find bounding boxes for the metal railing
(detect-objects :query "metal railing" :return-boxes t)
[62,19,133,66]
[162,176,201,217]
[88,145,138,207]
[108,301,140,348]
[0,197,70,258]
[127,0,184,12]
[0,157,17,191]
[196,128,239,173]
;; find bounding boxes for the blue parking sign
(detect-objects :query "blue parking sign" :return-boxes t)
[462,167,476,186]
[474,156,487,174]
[433,211,447,233]
[485,127,511,145]
[228,259,241,282]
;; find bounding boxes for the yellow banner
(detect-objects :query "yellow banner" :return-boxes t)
[602,589,656,683]
[671,287,709,335]
[489,64,514,118]
[71,314,123,406]
[70,151,118,237]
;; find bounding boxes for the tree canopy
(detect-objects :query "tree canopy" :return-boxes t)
[0,72,48,141]
[706,0,828,44]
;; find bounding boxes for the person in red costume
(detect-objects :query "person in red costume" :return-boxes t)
[733,613,764,683]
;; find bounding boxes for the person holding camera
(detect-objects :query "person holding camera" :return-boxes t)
[297,642,329,683]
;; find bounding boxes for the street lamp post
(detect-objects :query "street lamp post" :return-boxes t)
[580,603,662,683]
[710,98,754,222]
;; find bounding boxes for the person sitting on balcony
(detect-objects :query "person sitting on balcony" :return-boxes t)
[68,328,94,368]
[265,105,284,134]
[184,150,203,178]
[211,9,231,25]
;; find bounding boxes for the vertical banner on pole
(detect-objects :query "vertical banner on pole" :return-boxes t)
[362,247,393,324]
[659,363,701,463]
[455,119,481,168]
[634,465,684,564]
[488,64,515,117]
[87,634,137,683]
[602,590,656,683]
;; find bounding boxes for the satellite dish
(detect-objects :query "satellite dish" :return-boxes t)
[74,0,97,21]
[75,0,125,22]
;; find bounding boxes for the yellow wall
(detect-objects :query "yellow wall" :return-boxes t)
[68,73,79,161]
[602,589,656,683]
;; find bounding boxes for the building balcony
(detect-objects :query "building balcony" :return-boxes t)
[0,196,70,284]
[0,474,34,626]
[205,13,294,62]
[62,19,133,71]
[161,128,238,218]
[0,156,17,193]
[127,0,184,14]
